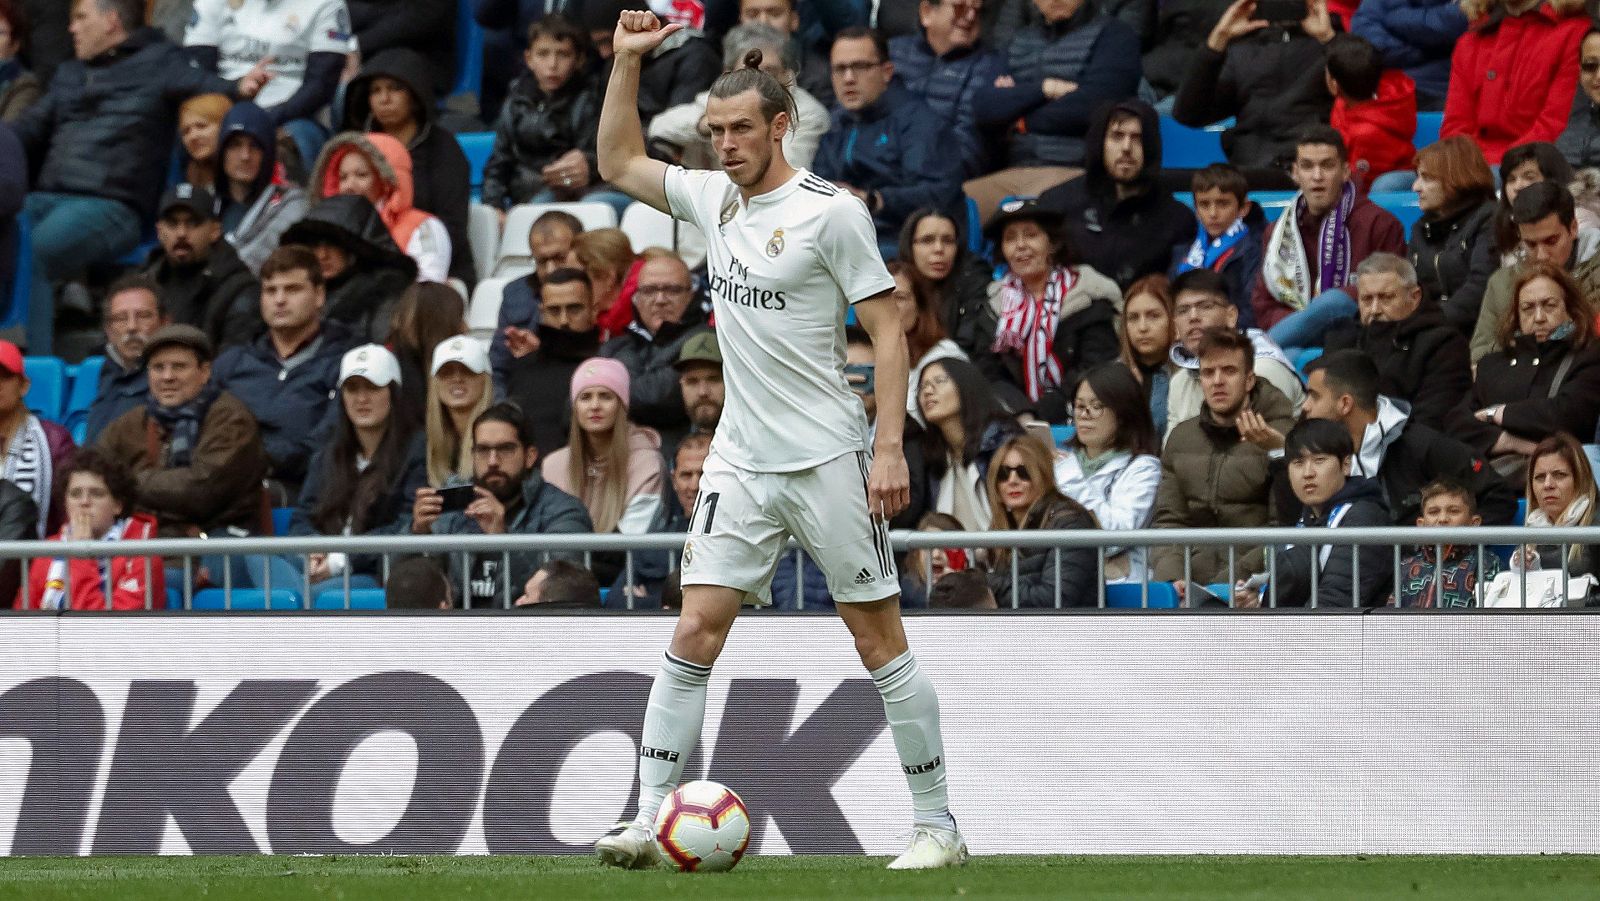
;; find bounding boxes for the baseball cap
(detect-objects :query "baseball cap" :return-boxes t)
[339,344,402,388]
[431,335,491,376]
[143,324,215,364]
[157,183,216,221]
[672,331,721,371]
[0,341,22,377]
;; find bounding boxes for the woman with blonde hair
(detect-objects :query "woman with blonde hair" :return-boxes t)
[1117,274,1178,435]
[424,335,492,486]
[177,93,231,190]
[985,434,1098,608]
[575,228,639,339]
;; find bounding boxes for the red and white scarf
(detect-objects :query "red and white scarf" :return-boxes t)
[991,267,1076,401]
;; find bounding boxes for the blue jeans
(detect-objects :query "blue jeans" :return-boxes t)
[280,118,329,175]
[1266,289,1357,359]
[24,192,142,354]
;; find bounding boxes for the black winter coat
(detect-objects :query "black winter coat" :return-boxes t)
[482,72,601,209]
[935,255,1006,383]
[1450,335,1600,456]
[347,0,456,98]
[505,324,603,458]
[999,298,1121,422]
[143,240,258,338]
[598,305,712,440]
[635,31,722,127]
[293,431,428,575]
[1040,99,1196,290]
[1273,477,1392,608]
[1408,200,1498,332]
[0,479,37,604]
[1170,26,1333,170]
[279,195,419,343]
[988,495,1099,608]
[1141,0,1228,96]
[1323,304,1472,431]
[345,48,477,286]
[12,29,236,218]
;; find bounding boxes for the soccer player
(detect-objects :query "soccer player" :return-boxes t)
[591,10,966,871]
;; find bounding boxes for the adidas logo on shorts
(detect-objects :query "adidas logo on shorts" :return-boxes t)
[854,568,873,585]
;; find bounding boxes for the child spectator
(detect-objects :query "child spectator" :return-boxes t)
[1395,478,1499,608]
[482,15,631,219]
[1171,164,1266,327]
[1325,33,1417,194]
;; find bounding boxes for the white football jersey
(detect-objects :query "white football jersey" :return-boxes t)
[186,0,353,109]
[664,166,894,473]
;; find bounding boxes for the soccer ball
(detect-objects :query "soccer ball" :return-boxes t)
[653,780,752,872]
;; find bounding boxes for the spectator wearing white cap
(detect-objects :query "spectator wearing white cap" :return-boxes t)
[257,344,426,594]
[425,334,492,486]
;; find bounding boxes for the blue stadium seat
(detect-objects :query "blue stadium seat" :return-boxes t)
[452,0,485,100]
[1515,497,1527,526]
[6,216,28,332]
[1175,190,1423,235]
[1159,116,1228,169]
[191,588,305,610]
[1295,347,1324,375]
[458,132,494,196]
[1414,112,1442,150]
[271,507,293,537]
[1051,424,1075,447]
[1105,582,1181,609]
[166,587,183,610]
[313,588,387,610]
[23,356,66,422]
[64,355,103,443]
[1369,192,1424,233]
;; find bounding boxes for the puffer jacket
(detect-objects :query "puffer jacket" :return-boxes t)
[1151,379,1296,583]
[211,320,360,489]
[1408,199,1499,332]
[988,494,1099,608]
[811,81,965,244]
[1038,99,1197,290]
[1052,449,1161,581]
[973,0,1142,168]
[482,70,600,209]
[310,130,451,282]
[598,304,712,440]
[1449,333,1600,456]
[11,28,236,218]
[96,391,270,538]
[1441,0,1589,164]
[1166,330,1304,437]
[1470,228,1600,361]
[1331,70,1418,193]
[886,33,1006,177]
[1350,0,1470,103]
[1270,476,1392,608]
[1141,0,1230,97]
[279,195,420,342]
[1323,302,1472,431]
[1557,91,1600,168]
[344,48,476,286]
[16,514,165,611]
[214,102,309,275]
[931,254,1004,384]
[1170,25,1334,170]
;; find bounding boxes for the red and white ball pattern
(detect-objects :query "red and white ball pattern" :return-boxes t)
[653,780,752,872]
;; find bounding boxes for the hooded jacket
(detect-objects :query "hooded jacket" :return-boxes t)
[1408,199,1498,331]
[1450,329,1600,456]
[10,28,237,218]
[1166,329,1304,438]
[1442,0,1589,165]
[1038,99,1197,290]
[1323,303,1471,431]
[142,236,258,336]
[344,48,476,286]
[211,319,360,489]
[1331,70,1419,193]
[1170,24,1335,169]
[279,195,420,343]
[1272,396,1517,526]
[811,81,965,244]
[1272,475,1392,608]
[1470,228,1600,361]
[1350,0,1470,103]
[16,514,165,611]
[311,131,452,282]
[1248,194,1408,330]
[1152,378,1296,583]
[482,70,601,210]
[214,102,310,275]
[598,303,712,441]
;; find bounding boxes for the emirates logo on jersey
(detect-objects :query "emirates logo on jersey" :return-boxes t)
[765,229,785,258]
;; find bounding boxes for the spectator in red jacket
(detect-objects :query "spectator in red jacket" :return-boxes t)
[1252,126,1408,356]
[1441,0,1589,165]
[1325,33,1417,193]
[16,448,164,611]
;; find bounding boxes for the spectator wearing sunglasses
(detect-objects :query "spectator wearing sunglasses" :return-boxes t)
[986,434,1098,608]
[1557,29,1600,168]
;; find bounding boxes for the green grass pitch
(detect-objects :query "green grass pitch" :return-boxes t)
[0,855,1597,900]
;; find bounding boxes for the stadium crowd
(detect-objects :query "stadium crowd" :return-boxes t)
[4,0,1600,611]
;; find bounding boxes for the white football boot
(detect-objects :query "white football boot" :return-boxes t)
[887,822,969,870]
[595,821,660,869]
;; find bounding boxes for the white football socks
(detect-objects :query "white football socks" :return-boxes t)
[871,650,956,832]
[633,651,711,831]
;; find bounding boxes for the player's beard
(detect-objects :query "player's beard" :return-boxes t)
[729,141,774,188]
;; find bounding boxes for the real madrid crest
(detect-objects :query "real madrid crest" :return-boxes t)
[682,539,695,567]
[765,228,785,258]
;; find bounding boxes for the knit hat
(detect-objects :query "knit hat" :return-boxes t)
[570,357,631,406]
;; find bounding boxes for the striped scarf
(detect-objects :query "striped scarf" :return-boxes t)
[991,267,1075,401]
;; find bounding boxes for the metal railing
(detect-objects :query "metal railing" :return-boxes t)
[4,526,1599,612]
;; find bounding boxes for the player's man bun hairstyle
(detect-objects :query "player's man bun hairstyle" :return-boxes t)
[708,47,797,127]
